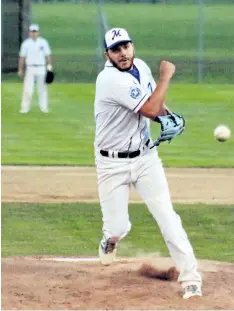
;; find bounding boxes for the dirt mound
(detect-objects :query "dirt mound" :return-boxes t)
[2,256,234,310]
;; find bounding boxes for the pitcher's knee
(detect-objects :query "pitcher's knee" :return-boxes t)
[158,212,186,240]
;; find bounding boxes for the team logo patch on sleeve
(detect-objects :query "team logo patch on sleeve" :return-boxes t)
[129,87,141,99]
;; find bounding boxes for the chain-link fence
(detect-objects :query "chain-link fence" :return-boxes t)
[2,0,234,83]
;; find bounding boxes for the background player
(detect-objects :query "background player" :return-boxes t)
[18,24,53,113]
[94,28,202,299]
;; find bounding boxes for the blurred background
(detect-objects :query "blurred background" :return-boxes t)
[1,0,234,166]
[2,0,234,83]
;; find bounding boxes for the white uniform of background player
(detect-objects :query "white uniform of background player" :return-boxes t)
[18,24,52,113]
[94,28,202,299]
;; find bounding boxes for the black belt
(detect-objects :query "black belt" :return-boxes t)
[100,139,150,159]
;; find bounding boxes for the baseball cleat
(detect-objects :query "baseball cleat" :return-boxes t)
[98,237,118,266]
[183,285,202,299]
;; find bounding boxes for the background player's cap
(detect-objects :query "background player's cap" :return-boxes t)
[29,24,40,32]
[104,28,132,49]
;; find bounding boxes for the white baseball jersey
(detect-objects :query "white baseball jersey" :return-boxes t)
[94,58,156,152]
[19,37,51,66]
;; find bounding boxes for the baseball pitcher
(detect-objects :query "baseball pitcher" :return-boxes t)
[94,28,202,299]
[18,24,53,113]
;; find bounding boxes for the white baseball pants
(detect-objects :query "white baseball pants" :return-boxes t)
[20,66,48,113]
[95,148,202,288]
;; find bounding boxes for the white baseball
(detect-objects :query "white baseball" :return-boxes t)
[214,125,231,142]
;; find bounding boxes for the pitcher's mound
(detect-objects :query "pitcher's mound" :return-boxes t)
[2,255,234,310]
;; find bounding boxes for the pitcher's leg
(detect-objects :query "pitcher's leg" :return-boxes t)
[97,165,131,265]
[37,74,48,113]
[134,153,202,290]
[20,70,35,113]
[98,167,131,240]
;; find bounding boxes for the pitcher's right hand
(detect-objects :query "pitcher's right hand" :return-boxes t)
[159,60,176,81]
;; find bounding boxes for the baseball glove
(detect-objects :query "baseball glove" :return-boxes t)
[45,70,55,84]
[151,113,185,148]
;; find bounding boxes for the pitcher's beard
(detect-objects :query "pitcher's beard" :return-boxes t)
[108,53,135,72]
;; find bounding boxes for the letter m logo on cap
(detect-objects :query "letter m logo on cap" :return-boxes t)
[112,29,121,40]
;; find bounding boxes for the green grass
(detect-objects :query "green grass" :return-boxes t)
[2,82,234,166]
[105,4,234,57]
[104,4,234,83]
[37,3,234,83]
[2,202,234,263]
[3,3,234,83]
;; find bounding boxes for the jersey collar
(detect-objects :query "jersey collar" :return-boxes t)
[105,60,114,68]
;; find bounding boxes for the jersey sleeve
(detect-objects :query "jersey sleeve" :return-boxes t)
[136,58,157,92]
[145,61,156,91]
[150,78,156,91]
[112,80,150,113]
[19,42,27,57]
[43,39,52,56]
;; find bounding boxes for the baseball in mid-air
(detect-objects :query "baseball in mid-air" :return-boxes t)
[214,125,231,142]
